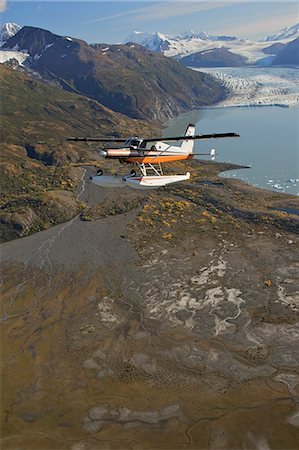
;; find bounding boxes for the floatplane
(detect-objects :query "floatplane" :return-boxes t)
[67,124,239,189]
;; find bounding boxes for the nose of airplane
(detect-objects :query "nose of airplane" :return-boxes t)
[98,149,107,157]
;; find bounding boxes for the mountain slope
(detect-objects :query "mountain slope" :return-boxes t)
[0,65,157,151]
[180,48,248,68]
[3,26,224,121]
[3,25,57,52]
[0,65,159,241]
[265,23,299,42]
[263,42,285,55]
[123,30,237,51]
[124,31,171,52]
[272,37,299,65]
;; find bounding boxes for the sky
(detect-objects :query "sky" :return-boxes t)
[1,1,298,44]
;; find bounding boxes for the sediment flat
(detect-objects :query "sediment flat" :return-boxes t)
[1,161,299,450]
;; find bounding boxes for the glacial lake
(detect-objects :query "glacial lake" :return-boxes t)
[164,105,299,196]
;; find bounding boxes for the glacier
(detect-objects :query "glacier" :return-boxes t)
[194,67,299,108]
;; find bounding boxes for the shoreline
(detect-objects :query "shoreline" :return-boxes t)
[197,102,294,109]
[1,160,297,247]
[219,167,299,198]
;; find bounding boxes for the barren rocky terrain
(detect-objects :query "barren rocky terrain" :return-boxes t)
[1,161,299,450]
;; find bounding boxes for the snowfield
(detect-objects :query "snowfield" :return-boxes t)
[165,38,276,64]
[195,67,299,108]
[0,50,29,66]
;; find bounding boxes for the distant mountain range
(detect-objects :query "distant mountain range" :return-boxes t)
[123,23,299,66]
[0,25,224,121]
[124,30,238,53]
[1,22,298,72]
[179,38,299,68]
[0,21,297,118]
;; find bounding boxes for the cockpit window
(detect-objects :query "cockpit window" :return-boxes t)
[130,140,140,147]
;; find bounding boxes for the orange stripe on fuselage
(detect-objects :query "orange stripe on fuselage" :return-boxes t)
[123,154,194,164]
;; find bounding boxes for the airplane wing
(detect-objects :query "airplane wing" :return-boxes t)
[67,133,239,143]
[143,133,240,142]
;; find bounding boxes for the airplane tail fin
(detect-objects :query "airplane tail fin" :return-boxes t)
[180,123,195,152]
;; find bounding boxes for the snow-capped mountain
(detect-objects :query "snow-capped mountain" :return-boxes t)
[123,30,237,55]
[0,22,22,45]
[123,25,299,66]
[0,23,29,66]
[124,31,171,52]
[265,23,299,42]
[124,30,265,63]
[0,23,32,67]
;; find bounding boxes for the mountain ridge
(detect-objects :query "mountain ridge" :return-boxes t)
[3,26,224,121]
[2,22,298,69]
[272,37,299,65]
[180,47,248,68]
[265,23,299,42]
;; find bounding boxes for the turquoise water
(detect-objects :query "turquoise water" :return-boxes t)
[164,106,299,196]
